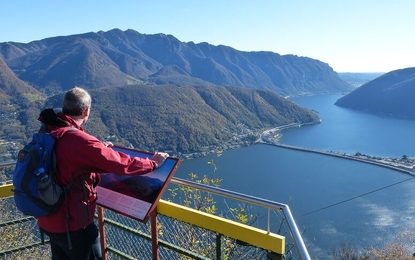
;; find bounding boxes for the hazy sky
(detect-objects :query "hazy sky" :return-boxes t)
[1,0,414,73]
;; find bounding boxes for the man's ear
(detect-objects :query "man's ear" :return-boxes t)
[84,107,90,117]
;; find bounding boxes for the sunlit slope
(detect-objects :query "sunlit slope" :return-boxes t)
[45,84,320,153]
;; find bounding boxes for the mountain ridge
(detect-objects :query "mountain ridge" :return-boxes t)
[0,28,353,96]
[0,28,355,155]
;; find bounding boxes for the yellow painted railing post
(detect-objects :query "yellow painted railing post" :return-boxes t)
[0,184,13,198]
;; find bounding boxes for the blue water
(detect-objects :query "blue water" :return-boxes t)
[174,95,415,259]
[282,95,415,158]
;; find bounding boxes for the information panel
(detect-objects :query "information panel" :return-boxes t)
[97,146,180,223]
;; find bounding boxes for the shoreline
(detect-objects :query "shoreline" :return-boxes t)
[265,142,415,176]
[177,122,415,177]
[259,123,415,176]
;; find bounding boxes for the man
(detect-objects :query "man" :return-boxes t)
[37,87,168,260]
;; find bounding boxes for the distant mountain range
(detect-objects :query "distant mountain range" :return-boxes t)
[1,28,413,154]
[0,41,321,153]
[0,28,352,96]
[337,72,383,88]
[335,67,415,119]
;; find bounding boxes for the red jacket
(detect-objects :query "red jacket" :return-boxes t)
[37,113,155,233]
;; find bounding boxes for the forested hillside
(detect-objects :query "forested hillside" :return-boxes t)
[43,85,320,153]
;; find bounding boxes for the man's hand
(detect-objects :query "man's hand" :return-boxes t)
[152,152,169,169]
[103,141,114,147]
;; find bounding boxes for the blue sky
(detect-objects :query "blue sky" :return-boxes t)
[1,0,414,73]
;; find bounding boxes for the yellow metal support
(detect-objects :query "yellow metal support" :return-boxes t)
[0,184,13,198]
[157,200,285,255]
[1,184,286,255]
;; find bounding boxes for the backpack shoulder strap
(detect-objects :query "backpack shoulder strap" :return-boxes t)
[61,126,78,136]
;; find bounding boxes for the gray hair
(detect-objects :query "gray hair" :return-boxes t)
[62,87,92,116]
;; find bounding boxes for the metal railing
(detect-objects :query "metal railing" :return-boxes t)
[169,178,310,259]
[0,160,310,260]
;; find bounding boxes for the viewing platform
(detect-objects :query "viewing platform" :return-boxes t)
[0,161,310,260]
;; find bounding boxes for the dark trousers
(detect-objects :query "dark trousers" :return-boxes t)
[42,223,102,260]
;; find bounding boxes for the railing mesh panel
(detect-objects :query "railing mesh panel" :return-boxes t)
[103,210,153,259]
[0,196,50,260]
[1,191,289,260]
[101,209,270,259]
[156,213,269,260]
[1,194,287,259]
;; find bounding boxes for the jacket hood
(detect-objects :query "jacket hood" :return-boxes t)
[48,112,83,139]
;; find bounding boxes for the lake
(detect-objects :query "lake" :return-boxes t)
[173,95,415,259]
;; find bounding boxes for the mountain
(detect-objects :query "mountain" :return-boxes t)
[0,28,352,96]
[43,84,320,153]
[0,29,335,154]
[335,67,415,119]
[0,57,46,138]
[337,72,383,88]
[0,56,43,110]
